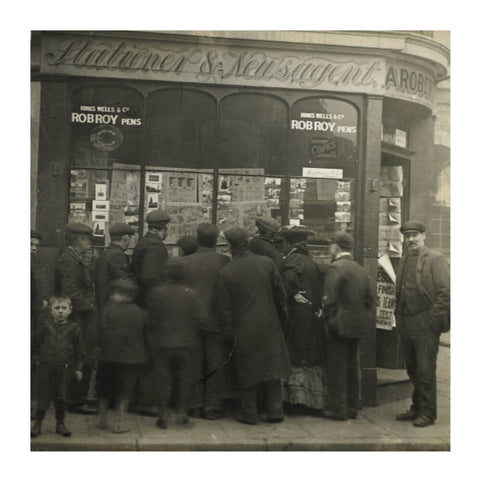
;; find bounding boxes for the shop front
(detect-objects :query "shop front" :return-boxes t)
[31,31,449,405]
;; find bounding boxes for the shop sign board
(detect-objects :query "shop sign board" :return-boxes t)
[302,167,343,179]
[376,254,397,330]
[385,60,435,110]
[41,32,386,95]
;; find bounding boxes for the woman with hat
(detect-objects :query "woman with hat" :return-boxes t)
[278,225,327,413]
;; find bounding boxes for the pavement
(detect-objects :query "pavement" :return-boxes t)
[30,343,450,452]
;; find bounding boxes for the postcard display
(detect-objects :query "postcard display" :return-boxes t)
[378,165,403,258]
[69,163,141,249]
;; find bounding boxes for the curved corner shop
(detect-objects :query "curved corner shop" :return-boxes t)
[31,31,449,405]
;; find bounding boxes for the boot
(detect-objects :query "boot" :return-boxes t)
[112,400,130,434]
[56,422,72,436]
[31,420,42,438]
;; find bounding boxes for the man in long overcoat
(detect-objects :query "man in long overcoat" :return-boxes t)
[182,223,230,420]
[131,209,170,415]
[322,231,375,420]
[395,220,450,427]
[93,222,135,311]
[55,223,98,412]
[218,227,291,425]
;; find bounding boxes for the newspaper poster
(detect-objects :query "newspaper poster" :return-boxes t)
[376,254,397,330]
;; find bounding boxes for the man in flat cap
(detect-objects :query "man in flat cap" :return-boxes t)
[131,209,171,415]
[55,223,98,413]
[249,216,284,272]
[93,223,136,311]
[395,220,450,427]
[322,231,375,420]
[218,227,291,424]
[182,223,230,420]
[131,209,171,294]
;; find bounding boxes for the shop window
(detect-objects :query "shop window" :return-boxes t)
[145,88,216,169]
[71,85,144,168]
[219,93,288,175]
[289,98,359,178]
[68,165,141,255]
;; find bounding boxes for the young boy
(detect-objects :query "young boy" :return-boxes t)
[97,279,148,433]
[31,295,86,438]
[146,258,200,429]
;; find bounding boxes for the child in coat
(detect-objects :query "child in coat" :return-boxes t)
[97,278,148,433]
[31,295,86,438]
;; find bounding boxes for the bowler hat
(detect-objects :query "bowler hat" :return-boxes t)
[224,227,250,247]
[197,223,219,239]
[109,222,135,236]
[146,209,171,226]
[65,223,93,235]
[400,220,426,234]
[330,231,355,250]
[255,216,281,234]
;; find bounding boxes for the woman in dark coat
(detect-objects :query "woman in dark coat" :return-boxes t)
[279,225,327,412]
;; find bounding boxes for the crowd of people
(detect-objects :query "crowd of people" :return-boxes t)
[30,210,449,438]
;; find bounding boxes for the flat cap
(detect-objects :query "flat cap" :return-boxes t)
[31,230,42,241]
[279,225,315,241]
[255,216,281,233]
[400,220,426,234]
[109,222,135,236]
[146,209,171,226]
[329,231,355,250]
[224,227,250,247]
[110,278,139,294]
[177,235,199,255]
[66,223,93,235]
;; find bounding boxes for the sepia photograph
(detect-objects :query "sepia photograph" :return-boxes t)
[21,6,468,474]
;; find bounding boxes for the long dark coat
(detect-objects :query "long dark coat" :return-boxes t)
[182,247,230,331]
[131,232,169,289]
[282,246,325,366]
[323,253,375,339]
[248,236,284,273]
[55,247,98,365]
[93,244,132,310]
[217,249,291,389]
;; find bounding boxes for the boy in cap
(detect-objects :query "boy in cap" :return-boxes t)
[93,222,136,311]
[322,231,375,420]
[218,227,291,424]
[394,220,450,427]
[182,223,230,420]
[31,295,86,437]
[146,258,200,429]
[55,223,98,413]
[97,279,148,433]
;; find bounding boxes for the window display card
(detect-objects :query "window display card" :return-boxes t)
[95,183,108,200]
[335,211,352,223]
[93,221,106,237]
[70,202,86,213]
[92,200,110,211]
[92,210,109,221]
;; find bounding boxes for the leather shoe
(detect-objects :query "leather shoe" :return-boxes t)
[413,415,434,428]
[235,413,258,425]
[56,423,71,436]
[31,420,41,438]
[323,409,347,421]
[347,409,358,419]
[156,417,168,430]
[187,407,203,419]
[396,409,418,421]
